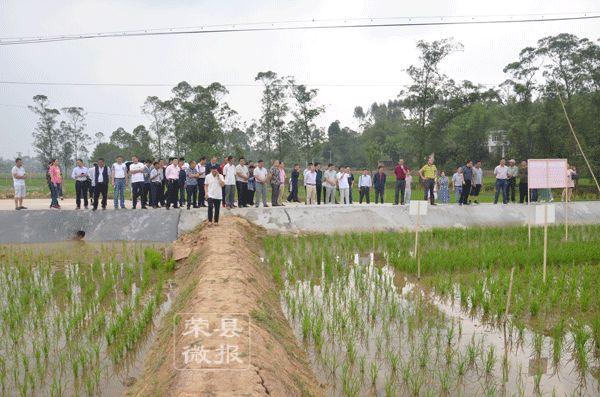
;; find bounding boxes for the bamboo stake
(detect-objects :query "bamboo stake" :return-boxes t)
[504,266,515,323]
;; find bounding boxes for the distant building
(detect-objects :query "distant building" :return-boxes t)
[488,130,509,158]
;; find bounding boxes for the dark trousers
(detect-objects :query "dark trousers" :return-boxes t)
[349,186,354,204]
[317,183,323,204]
[132,182,145,208]
[186,185,198,208]
[179,184,186,206]
[519,182,528,203]
[359,187,370,204]
[142,183,151,207]
[424,179,435,205]
[471,184,482,197]
[160,182,166,205]
[167,180,179,208]
[271,184,280,206]
[248,189,255,205]
[75,180,89,208]
[531,189,538,202]
[208,198,221,223]
[459,179,472,204]
[287,181,299,202]
[237,181,248,207]
[394,180,406,205]
[150,183,161,206]
[507,177,517,202]
[375,188,384,204]
[494,179,508,204]
[93,182,108,210]
[198,178,206,206]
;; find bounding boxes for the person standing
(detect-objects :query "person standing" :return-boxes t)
[205,165,225,226]
[141,160,153,209]
[235,157,249,207]
[405,171,413,205]
[323,164,337,204]
[438,171,450,204]
[150,161,162,208]
[277,162,286,205]
[247,162,255,206]
[315,163,323,205]
[128,156,146,209]
[165,158,181,209]
[185,160,199,209]
[48,159,62,209]
[451,167,464,204]
[493,159,509,204]
[196,157,207,207]
[358,168,371,204]
[304,163,317,205]
[11,157,27,210]
[111,156,127,209]
[178,158,187,207]
[287,164,300,203]
[418,157,438,205]
[373,165,386,204]
[507,159,519,203]
[563,163,577,202]
[90,158,110,210]
[347,167,355,204]
[223,156,237,208]
[518,161,529,204]
[254,160,268,208]
[269,160,281,207]
[303,163,310,202]
[71,159,89,209]
[459,161,473,205]
[337,167,350,205]
[159,159,167,207]
[471,161,483,204]
[393,159,409,205]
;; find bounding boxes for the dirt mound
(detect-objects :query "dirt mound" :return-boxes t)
[128,217,322,397]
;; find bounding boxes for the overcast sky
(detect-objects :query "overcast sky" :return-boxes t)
[0,0,598,158]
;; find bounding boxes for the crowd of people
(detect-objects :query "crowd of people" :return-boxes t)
[10,155,578,225]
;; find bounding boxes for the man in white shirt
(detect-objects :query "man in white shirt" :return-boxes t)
[111,155,128,209]
[71,158,90,209]
[11,157,27,210]
[149,161,163,208]
[358,168,372,204]
[304,163,317,205]
[494,158,509,204]
[205,165,225,225]
[471,161,484,204]
[129,155,146,209]
[165,157,181,209]
[253,160,269,208]
[196,157,207,207]
[90,158,111,210]
[323,164,338,204]
[337,167,350,205]
[222,156,237,209]
[235,157,249,207]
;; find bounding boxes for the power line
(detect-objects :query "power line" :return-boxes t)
[0,14,598,46]
[0,103,141,118]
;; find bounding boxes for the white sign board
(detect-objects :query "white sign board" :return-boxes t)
[528,159,568,189]
[409,200,428,216]
[535,204,556,225]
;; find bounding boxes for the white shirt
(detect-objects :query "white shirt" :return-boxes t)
[324,170,337,187]
[223,163,237,185]
[12,166,26,186]
[337,172,350,189]
[150,168,162,183]
[112,162,127,178]
[205,173,224,199]
[494,165,508,180]
[303,168,309,186]
[71,166,89,181]
[254,167,268,183]
[235,164,249,182]
[358,174,371,188]
[196,164,206,178]
[473,167,483,185]
[129,162,145,183]
[304,170,317,185]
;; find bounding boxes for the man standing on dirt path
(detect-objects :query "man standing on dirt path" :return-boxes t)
[394,159,409,205]
[71,158,89,210]
[235,157,249,207]
[304,163,317,205]
[419,157,438,206]
[205,165,225,226]
[493,158,509,205]
[254,160,268,208]
[12,157,27,210]
[91,158,110,211]
[269,160,281,207]
[470,161,483,204]
[165,158,181,210]
[111,155,127,209]
[129,155,146,209]
[223,156,237,209]
[459,160,473,206]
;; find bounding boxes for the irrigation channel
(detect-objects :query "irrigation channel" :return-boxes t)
[0,241,176,397]
[265,225,600,396]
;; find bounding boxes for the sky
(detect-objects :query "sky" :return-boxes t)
[0,0,598,158]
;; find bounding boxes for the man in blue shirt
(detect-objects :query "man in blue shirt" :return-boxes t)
[459,160,473,205]
[373,165,386,204]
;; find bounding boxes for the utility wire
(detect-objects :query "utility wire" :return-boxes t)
[0,103,141,118]
[0,14,598,46]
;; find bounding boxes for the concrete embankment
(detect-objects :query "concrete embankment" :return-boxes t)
[2,201,600,243]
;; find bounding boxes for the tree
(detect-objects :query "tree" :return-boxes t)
[28,95,61,165]
[142,96,170,159]
[290,84,325,162]
[255,71,291,159]
[60,107,90,163]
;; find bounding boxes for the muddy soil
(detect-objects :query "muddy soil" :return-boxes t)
[128,216,322,396]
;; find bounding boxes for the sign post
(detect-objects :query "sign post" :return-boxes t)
[409,200,428,280]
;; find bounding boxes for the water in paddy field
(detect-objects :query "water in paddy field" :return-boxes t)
[280,253,600,396]
[0,242,175,397]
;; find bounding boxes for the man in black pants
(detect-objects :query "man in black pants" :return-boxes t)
[287,164,300,202]
[92,158,109,210]
[197,157,207,207]
[205,165,225,226]
[129,155,146,209]
[315,163,323,204]
[71,158,89,209]
[459,160,473,205]
[178,158,186,207]
[165,158,180,209]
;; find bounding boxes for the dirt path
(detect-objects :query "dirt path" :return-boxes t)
[129,216,322,397]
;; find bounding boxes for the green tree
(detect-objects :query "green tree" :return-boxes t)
[255,71,291,160]
[290,84,325,162]
[28,95,61,165]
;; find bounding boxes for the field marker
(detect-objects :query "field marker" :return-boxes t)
[409,200,428,280]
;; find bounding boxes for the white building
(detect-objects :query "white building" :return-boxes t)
[488,130,509,158]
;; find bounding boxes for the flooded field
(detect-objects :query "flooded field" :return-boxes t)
[265,225,600,396]
[0,242,176,397]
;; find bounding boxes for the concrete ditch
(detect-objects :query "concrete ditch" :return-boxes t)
[2,201,600,244]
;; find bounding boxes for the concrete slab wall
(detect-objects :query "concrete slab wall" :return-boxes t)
[2,202,600,244]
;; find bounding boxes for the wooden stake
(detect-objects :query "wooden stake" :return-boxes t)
[415,201,421,280]
[372,227,375,253]
[504,266,515,323]
[543,204,548,284]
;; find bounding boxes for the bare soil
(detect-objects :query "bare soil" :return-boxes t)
[128,216,323,397]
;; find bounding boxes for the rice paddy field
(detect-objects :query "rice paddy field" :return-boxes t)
[0,242,176,397]
[264,224,600,396]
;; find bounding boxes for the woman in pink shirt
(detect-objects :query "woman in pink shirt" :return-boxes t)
[49,159,62,209]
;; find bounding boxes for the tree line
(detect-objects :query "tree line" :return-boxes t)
[27,33,599,176]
